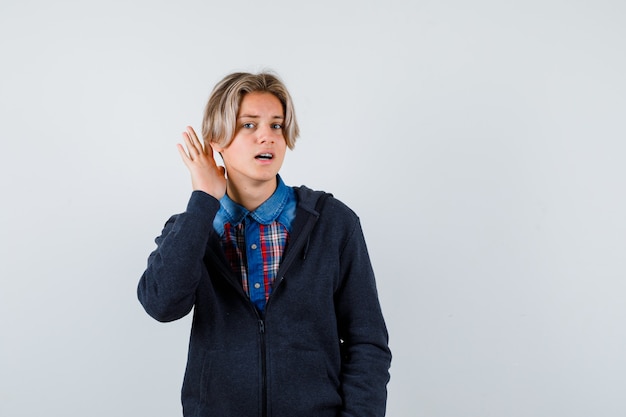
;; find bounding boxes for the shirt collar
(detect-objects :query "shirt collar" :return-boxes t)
[219,175,291,226]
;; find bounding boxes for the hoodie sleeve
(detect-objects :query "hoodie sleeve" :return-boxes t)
[335,218,392,417]
[137,191,221,322]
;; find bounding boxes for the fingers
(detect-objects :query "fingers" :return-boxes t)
[178,127,206,161]
[177,126,221,168]
[176,143,191,164]
[176,126,228,197]
[186,125,199,141]
[181,132,199,158]
[186,126,205,154]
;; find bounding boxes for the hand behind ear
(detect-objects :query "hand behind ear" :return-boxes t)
[177,126,227,200]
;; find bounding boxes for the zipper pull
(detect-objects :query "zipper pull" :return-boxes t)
[259,320,265,334]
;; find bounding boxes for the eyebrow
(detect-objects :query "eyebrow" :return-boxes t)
[238,114,284,120]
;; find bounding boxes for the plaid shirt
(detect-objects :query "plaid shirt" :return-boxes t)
[213,176,297,313]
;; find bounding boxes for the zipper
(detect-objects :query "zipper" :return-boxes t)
[259,319,267,417]
[256,198,326,414]
[206,250,268,416]
[204,196,325,416]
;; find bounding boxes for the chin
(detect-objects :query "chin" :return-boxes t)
[257,173,279,182]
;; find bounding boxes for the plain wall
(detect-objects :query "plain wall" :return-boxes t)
[1,0,625,416]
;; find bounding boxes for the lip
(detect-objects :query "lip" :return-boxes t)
[254,151,275,161]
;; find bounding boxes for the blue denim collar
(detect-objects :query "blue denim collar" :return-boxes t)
[214,175,294,234]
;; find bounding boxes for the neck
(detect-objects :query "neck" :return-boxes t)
[226,177,278,211]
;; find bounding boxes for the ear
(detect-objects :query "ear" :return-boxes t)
[209,142,225,163]
[209,141,225,154]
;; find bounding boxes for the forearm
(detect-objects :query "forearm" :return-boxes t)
[339,339,391,417]
[337,220,392,416]
[137,191,220,322]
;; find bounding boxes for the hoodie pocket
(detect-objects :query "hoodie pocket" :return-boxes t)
[268,349,341,416]
[195,348,261,416]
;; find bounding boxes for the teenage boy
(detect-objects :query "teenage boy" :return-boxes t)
[138,72,391,417]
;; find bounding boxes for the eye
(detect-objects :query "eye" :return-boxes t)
[242,122,255,129]
[271,123,283,130]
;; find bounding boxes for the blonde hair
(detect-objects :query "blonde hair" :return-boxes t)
[202,72,299,149]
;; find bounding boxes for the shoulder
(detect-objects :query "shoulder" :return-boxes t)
[294,185,359,224]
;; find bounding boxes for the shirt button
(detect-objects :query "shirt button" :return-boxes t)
[254,283,261,289]
[251,243,258,250]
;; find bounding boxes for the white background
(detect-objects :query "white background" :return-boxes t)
[1,1,625,416]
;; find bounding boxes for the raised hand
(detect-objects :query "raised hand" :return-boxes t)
[177,126,227,200]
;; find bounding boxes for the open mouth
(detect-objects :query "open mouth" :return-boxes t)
[255,153,274,160]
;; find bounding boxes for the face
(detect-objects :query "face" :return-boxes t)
[213,92,287,190]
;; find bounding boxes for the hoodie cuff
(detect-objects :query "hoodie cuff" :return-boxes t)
[186,190,221,216]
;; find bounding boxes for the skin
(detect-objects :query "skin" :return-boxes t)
[177,92,287,211]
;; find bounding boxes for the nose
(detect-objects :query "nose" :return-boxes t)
[257,125,275,144]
